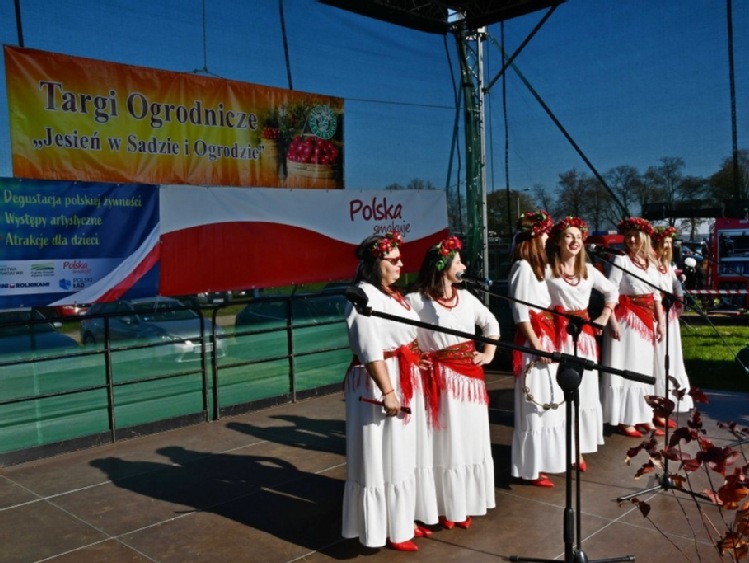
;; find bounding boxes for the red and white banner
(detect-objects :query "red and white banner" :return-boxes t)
[158,187,448,295]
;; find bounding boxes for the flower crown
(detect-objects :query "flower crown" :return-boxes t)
[517,210,553,239]
[651,225,678,243]
[434,236,462,271]
[617,216,654,237]
[551,216,588,241]
[370,230,404,258]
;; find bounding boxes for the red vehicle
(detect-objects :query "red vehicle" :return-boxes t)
[585,231,625,274]
[705,217,749,309]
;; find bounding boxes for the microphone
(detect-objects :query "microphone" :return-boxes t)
[457,272,493,288]
[586,244,625,257]
[344,286,372,315]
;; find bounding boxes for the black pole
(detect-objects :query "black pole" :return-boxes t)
[14,0,25,47]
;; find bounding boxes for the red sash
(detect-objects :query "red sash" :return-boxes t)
[615,293,655,340]
[383,339,421,411]
[423,341,485,427]
[513,309,555,376]
[347,339,421,412]
[553,306,594,345]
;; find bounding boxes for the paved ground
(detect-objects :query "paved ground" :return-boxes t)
[0,370,746,563]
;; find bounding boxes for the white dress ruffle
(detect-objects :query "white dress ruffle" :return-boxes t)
[341,283,435,547]
[407,290,497,522]
[509,261,566,480]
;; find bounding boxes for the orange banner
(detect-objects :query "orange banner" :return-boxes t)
[4,46,344,189]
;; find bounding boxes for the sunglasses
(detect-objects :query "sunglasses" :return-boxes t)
[382,257,402,265]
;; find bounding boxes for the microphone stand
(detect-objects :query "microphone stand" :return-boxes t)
[346,287,652,563]
[588,252,711,504]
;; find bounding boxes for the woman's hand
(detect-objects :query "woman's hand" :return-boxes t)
[608,317,621,341]
[382,390,401,417]
[592,314,607,336]
[531,338,552,364]
[472,350,495,366]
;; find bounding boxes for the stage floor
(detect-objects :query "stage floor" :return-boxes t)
[0,370,744,562]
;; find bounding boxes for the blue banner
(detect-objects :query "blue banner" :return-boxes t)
[0,178,159,308]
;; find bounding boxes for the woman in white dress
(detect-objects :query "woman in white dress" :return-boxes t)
[509,210,565,487]
[601,217,665,438]
[342,231,435,552]
[546,216,618,471]
[651,226,694,423]
[407,235,498,530]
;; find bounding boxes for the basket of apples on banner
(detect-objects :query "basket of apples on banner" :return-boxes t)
[286,134,340,180]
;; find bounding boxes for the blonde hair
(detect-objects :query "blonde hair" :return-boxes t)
[626,230,657,266]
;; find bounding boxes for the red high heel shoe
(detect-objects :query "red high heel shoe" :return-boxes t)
[619,425,642,438]
[438,516,455,529]
[414,525,432,538]
[572,460,588,472]
[635,424,665,437]
[528,476,555,487]
[455,517,472,529]
[387,539,419,551]
[654,417,677,429]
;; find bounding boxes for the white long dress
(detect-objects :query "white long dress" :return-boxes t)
[509,261,566,481]
[546,264,618,453]
[653,265,694,413]
[601,255,660,427]
[342,282,436,547]
[407,289,498,523]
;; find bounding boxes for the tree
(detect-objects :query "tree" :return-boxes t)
[486,188,535,239]
[677,175,708,239]
[708,148,749,202]
[554,169,590,219]
[604,165,643,221]
[643,157,686,224]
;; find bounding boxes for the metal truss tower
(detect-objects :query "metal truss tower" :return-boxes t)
[453,20,489,279]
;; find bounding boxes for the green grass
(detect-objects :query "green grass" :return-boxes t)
[680,321,749,393]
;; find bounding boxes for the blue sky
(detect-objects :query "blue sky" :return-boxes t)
[0,0,746,198]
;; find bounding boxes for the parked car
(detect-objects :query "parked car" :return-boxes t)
[231,292,349,375]
[0,308,79,356]
[80,297,227,362]
[177,291,233,308]
[235,293,347,327]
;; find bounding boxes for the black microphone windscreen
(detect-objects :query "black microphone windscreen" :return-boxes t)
[344,286,369,309]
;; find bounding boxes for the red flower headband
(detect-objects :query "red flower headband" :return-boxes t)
[651,225,678,243]
[517,210,553,239]
[370,230,404,258]
[434,235,462,271]
[551,216,588,241]
[617,216,654,237]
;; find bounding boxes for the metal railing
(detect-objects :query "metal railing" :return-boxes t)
[0,292,349,465]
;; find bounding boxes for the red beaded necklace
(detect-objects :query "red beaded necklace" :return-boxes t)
[560,263,580,287]
[562,273,581,287]
[385,287,411,310]
[432,286,459,310]
[628,254,648,271]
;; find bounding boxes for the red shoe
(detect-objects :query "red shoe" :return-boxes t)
[619,425,643,438]
[455,517,472,529]
[572,460,588,472]
[636,424,665,437]
[529,476,555,487]
[387,539,419,551]
[654,418,677,429]
[414,525,432,538]
[438,516,455,529]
